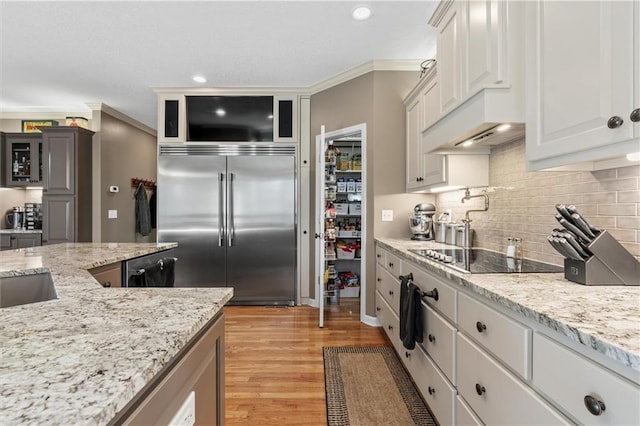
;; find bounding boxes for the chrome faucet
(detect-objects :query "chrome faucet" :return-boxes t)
[460,188,489,248]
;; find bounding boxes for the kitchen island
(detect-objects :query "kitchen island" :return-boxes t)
[376,237,639,425]
[0,243,233,425]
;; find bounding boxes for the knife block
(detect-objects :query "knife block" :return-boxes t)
[564,230,639,286]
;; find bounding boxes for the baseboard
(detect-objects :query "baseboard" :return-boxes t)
[361,313,381,327]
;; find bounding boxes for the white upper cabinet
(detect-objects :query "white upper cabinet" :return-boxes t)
[525,0,640,170]
[436,1,462,115]
[405,66,441,191]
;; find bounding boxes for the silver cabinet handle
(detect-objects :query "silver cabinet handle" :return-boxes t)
[607,116,624,129]
[228,172,235,247]
[218,173,225,247]
[630,108,640,123]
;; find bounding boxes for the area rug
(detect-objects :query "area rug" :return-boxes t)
[323,346,436,426]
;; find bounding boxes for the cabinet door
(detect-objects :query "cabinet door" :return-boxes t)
[274,96,298,142]
[422,154,446,187]
[406,96,423,190]
[437,1,462,114]
[42,195,75,244]
[14,233,42,248]
[43,131,75,194]
[421,72,440,130]
[462,0,505,95]
[526,1,637,164]
[157,95,186,143]
[5,135,41,187]
[0,234,11,250]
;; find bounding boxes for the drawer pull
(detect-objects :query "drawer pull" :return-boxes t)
[389,290,394,296]
[421,288,439,301]
[475,383,486,396]
[584,395,606,416]
[405,351,411,359]
[476,321,487,333]
[388,262,394,268]
[377,254,381,258]
[377,277,381,282]
[428,334,436,343]
[376,306,381,312]
[388,325,393,331]
[428,386,435,395]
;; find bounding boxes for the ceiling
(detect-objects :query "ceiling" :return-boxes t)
[0,1,438,130]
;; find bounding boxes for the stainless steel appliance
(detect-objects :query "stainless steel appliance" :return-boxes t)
[158,144,296,305]
[123,249,177,287]
[6,207,24,229]
[409,248,563,274]
[409,203,436,241]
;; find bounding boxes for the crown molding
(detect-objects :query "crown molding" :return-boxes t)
[87,103,156,136]
[309,59,423,94]
[152,86,310,96]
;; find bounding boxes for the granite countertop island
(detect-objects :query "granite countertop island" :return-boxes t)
[0,229,43,234]
[376,237,640,377]
[0,243,233,425]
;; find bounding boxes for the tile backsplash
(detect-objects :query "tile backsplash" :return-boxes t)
[436,140,639,265]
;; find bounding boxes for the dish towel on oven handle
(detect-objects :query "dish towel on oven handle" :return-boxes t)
[400,275,424,350]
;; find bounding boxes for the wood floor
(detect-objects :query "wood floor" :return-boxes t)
[224,299,390,425]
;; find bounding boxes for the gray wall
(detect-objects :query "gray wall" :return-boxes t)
[100,112,157,242]
[310,70,435,317]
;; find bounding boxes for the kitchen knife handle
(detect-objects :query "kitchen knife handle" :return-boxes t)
[571,213,596,239]
[548,236,571,258]
[228,172,235,247]
[564,234,591,258]
[218,173,225,247]
[558,238,585,261]
[557,216,592,243]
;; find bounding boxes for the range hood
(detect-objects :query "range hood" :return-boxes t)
[422,83,525,154]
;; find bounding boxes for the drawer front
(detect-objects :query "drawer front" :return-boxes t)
[376,292,401,354]
[419,302,456,384]
[405,345,455,426]
[533,333,640,425]
[456,396,482,426]
[458,292,531,379]
[457,333,570,425]
[377,266,400,315]
[385,252,401,277]
[375,245,386,266]
[402,260,456,323]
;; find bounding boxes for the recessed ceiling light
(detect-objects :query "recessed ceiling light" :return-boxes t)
[215,108,226,117]
[352,6,372,21]
[461,140,474,147]
[268,114,274,120]
[496,123,511,132]
[193,75,207,83]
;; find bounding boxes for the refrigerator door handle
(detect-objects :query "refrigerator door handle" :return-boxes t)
[228,172,235,247]
[218,173,225,247]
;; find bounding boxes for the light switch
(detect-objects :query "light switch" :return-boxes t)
[381,210,394,222]
[108,210,118,219]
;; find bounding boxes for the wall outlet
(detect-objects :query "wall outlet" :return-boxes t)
[381,210,394,222]
[108,210,118,219]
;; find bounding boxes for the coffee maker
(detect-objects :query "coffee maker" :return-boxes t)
[409,203,436,240]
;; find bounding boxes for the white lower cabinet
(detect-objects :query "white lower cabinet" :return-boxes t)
[533,333,640,425]
[456,396,482,426]
[457,333,570,425]
[375,243,639,426]
[409,344,456,426]
[458,292,531,380]
[419,301,456,384]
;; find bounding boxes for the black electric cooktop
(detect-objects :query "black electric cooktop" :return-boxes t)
[408,248,563,274]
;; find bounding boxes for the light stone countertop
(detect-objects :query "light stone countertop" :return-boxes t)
[0,229,43,234]
[376,237,640,375]
[0,243,233,425]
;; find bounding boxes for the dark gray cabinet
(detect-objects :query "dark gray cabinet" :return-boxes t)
[40,127,94,244]
[2,132,43,187]
[0,233,43,250]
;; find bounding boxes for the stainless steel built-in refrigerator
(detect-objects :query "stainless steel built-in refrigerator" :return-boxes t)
[157,144,296,305]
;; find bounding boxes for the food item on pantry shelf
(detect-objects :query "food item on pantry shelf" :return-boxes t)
[336,177,346,193]
[346,178,356,193]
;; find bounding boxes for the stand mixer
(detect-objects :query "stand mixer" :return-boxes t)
[409,203,436,240]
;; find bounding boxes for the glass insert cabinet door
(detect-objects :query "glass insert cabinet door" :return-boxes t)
[5,134,42,187]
